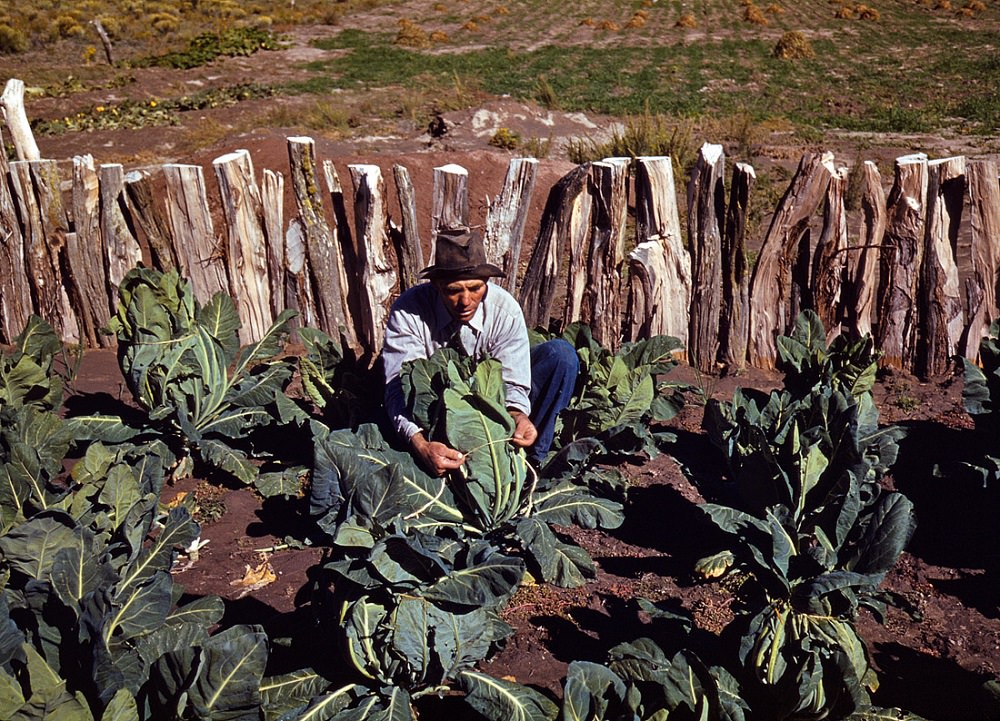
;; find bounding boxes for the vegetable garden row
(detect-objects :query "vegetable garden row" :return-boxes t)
[5,264,1000,720]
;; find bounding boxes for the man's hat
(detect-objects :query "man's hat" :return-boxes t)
[420,227,504,281]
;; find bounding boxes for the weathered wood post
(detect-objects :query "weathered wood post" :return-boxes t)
[432,163,469,254]
[877,153,928,371]
[522,163,591,330]
[485,157,538,295]
[0,128,32,342]
[687,143,726,372]
[69,155,114,347]
[101,164,143,306]
[349,163,397,358]
[845,161,885,340]
[124,168,178,272]
[748,152,834,369]
[585,158,630,351]
[811,166,849,342]
[261,169,286,319]
[0,79,41,162]
[391,164,425,291]
[284,218,317,331]
[562,169,594,330]
[921,156,966,377]
[214,149,275,343]
[162,163,230,304]
[629,155,691,347]
[963,159,1000,360]
[287,137,357,351]
[719,161,754,370]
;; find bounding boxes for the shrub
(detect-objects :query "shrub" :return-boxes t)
[935,0,952,9]
[676,13,697,27]
[489,126,520,150]
[857,3,881,19]
[766,2,785,13]
[0,23,28,54]
[744,4,769,24]
[580,17,597,26]
[495,5,510,15]
[967,0,987,11]
[429,30,449,43]
[395,18,428,47]
[51,15,86,39]
[149,12,180,34]
[773,30,815,59]
[599,19,621,30]
[626,11,648,28]
[835,3,857,18]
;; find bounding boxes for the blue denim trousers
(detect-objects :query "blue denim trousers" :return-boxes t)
[528,339,579,463]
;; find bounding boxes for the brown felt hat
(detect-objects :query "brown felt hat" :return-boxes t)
[420,227,504,281]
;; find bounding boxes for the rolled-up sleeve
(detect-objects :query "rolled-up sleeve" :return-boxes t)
[382,305,425,442]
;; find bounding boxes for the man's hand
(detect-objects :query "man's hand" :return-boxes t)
[509,410,538,449]
[410,432,465,476]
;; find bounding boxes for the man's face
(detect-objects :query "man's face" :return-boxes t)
[435,278,488,323]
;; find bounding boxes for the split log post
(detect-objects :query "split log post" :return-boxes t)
[521,163,591,330]
[391,163,425,291]
[920,155,966,377]
[561,171,594,330]
[747,152,834,369]
[877,153,929,372]
[962,159,1000,360]
[0,79,40,162]
[583,158,630,351]
[124,168,178,271]
[214,149,275,343]
[718,161,754,369]
[687,143,726,373]
[287,137,357,351]
[285,218,317,331]
[845,161,885,339]
[162,163,230,305]
[101,164,143,305]
[90,19,114,65]
[261,169,286,320]
[324,160,364,341]
[431,163,469,253]
[349,164,398,359]
[9,160,78,341]
[0,132,32,342]
[68,155,113,347]
[485,157,538,295]
[811,166,850,342]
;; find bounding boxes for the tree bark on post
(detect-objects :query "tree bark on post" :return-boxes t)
[719,161,754,370]
[561,173,594,330]
[845,161,885,340]
[261,169,286,320]
[391,164,424,292]
[214,149,274,343]
[0,79,41,162]
[432,163,469,255]
[349,164,398,360]
[632,156,691,347]
[811,166,849,342]
[0,134,32,342]
[687,143,726,373]
[963,159,1000,360]
[284,218,316,332]
[163,163,230,305]
[69,155,114,347]
[324,160,364,341]
[124,168,178,272]
[584,158,630,351]
[521,163,591,331]
[100,164,142,307]
[287,137,357,351]
[921,156,966,377]
[877,153,929,372]
[748,152,834,369]
[485,157,538,295]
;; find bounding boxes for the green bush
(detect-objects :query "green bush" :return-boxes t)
[0,23,28,54]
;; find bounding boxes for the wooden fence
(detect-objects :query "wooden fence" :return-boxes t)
[3,83,1000,378]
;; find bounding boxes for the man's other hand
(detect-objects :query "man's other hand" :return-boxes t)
[509,410,538,449]
[411,433,465,476]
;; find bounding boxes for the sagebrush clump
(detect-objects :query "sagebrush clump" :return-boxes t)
[773,30,815,59]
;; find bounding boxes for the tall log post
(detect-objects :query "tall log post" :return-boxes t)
[285,218,316,332]
[485,157,538,295]
[522,163,591,330]
[391,164,424,291]
[963,159,1000,360]
[687,143,726,372]
[9,160,78,340]
[585,159,630,350]
[163,163,230,305]
[877,153,929,371]
[287,137,357,351]
[0,130,32,342]
[561,173,594,330]
[214,149,275,343]
[0,79,40,162]
[845,161,885,339]
[921,156,966,377]
[631,156,691,347]
[124,168,177,271]
[101,164,143,305]
[811,166,849,342]
[719,161,754,370]
[349,164,398,359]
[69,155,113,347]
[432,163,469,256]
[748,152,834,369]
[261,169,286,319]
[324,160,364,341]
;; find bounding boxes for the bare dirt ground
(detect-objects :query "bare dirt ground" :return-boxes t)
[15,18,1000,721]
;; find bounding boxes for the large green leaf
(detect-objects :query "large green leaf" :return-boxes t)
[561,661,627,721]
[421,548,523,609]
[514,518,594,588]
[457,671,558,721]
[0,512,80,581]
[531,483,623,530]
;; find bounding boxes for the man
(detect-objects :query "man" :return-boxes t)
[382,227,579,475]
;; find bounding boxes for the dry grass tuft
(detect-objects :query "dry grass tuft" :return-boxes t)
[580,17,596,26]
[429,30,449,43]
[773,30,815,59]
[626,11,649,28]
[462,20,479,31]
[495,5,510,15]
[766,3,785,14]
[676,13,698,28]
[856,4,880,19]
[935,0,952,9]
[744,4,769,24]
[834,3,856,19]
[599,19,622,31]
[395,18,428,48]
